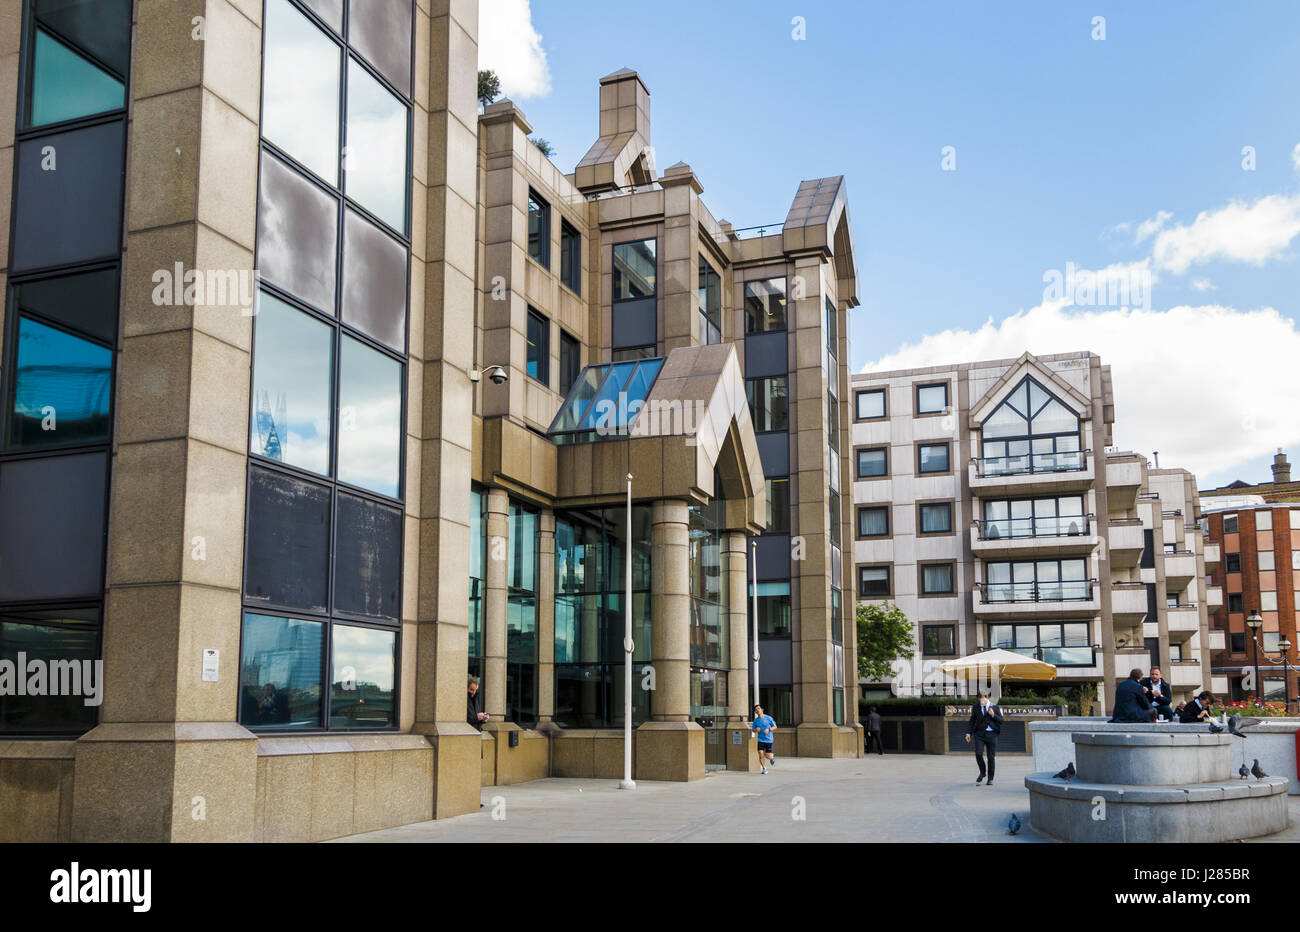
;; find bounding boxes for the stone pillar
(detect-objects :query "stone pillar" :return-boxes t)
[70,0,263,842]
[482,488,509,719]
[724,532,760,771]
[411,0,482,819]
[637,499,704,780]
[536,510,556,724]
[659,165,703,353]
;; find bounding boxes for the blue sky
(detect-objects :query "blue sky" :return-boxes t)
[483,1,1300,488]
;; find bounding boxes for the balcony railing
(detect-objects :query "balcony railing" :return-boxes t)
[979,581,1095,603]
[976,450,1087,477]
[976,515,1090,540]
[994,645,1096,667]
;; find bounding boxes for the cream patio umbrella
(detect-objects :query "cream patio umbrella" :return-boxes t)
[938,648,1056,701]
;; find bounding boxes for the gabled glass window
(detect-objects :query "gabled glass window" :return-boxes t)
[547,357,665,443]
[979,376,1082,475]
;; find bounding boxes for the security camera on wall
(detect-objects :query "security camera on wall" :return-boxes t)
[469,365,509,385]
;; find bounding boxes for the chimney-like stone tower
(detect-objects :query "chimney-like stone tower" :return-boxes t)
[1272,449,1291,484]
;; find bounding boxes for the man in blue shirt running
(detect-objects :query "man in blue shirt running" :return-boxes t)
[751,704,777,774]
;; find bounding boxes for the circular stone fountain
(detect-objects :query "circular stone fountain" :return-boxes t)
[1025,732,1290,842]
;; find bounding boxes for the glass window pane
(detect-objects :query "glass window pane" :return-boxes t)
[239,612,324,729]
[1030,398,1079,436]
[923,563,953,594]
[262,0,341,184]
[29,27,125,127]
[856,389,884,419]
[338,336,403,498]
[347,0,412,92]
[345,58,408,232]
[613,240,656,300]
[858,448,886,477]
[330,623,396,728]
[766,478,790,533]
[550,364,606,432]
[920,503,952,533]
[560,221,581,293]
[334,493,401,620]
[9,317,111,449]
[244,467,331,612]
[982,403,1028,440]
[342,208,407,350]
[526,311,549,384]
[917,383,947,413]
[744,278,786,332]
[746,376,788,432]
[11,267,117,345]
[0,608,99,733]
[0,452,107,602]
[559,332,580,395]
[698,258,721,329]
[257,152,339,312]
[13,123,124,272]
[859,506,888,536]
[300,0,343,31]
[250,291,333,475]
[528,190,550,267]
[919,443,949,473]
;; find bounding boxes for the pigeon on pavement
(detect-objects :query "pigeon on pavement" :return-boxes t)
[1008,813,1021,835]
[1053,761,1075,782]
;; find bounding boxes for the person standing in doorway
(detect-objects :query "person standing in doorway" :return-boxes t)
[751,704,777,774]
[865,706,885,755]
[467,675,489,731]
[964,690,1002,786]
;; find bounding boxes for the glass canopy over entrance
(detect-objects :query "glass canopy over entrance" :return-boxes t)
[547,357,665,444]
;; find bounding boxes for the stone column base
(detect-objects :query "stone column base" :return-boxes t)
[483,722,549,785]
[724,723,761,771]
[635,721,705,781]
[421,722,483,818]
[796,722,863,758]
[72,722,258,842]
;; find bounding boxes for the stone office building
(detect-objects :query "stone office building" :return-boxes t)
[0,0,860,842]
[849,351,1220,713]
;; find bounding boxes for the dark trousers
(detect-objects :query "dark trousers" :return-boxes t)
[973,732,998,780]
[865,732,884,755]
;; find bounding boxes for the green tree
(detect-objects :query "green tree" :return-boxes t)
[477,69,501,111]
[856,602,915,682]
[530,137,554,159]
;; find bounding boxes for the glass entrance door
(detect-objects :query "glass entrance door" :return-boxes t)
[692,668,729,770]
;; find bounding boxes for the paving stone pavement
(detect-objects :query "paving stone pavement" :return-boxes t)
[331,753,1300,843]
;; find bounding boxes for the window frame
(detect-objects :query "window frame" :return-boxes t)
[559,217,581,295]
[854,387,887,421]
[916,500,955,537]
[918,560,957,597]
[558,329,580,397]
[527,187,551,269]
[855,445,889,479]
[922,624,958,657]
[856,504,890,540]
[914,380,950,417]
[745,375,789,434]
[611,238,657,303]
[857,564,892,599]
[526,307,550,387]
[916,440,952,475]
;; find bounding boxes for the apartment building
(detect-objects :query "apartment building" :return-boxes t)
[1200,491,1300,705]
[849,351,1219,712]
[0,0,859,842]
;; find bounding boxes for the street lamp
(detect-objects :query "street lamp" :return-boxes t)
[1278,635,1294,712]
[1246,609,1263,702]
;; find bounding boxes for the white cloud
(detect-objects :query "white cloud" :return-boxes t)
[862,302,1300,483]
[1191,278,1216,292]
[1292,143,1300,173]
[478,0,551,100]
[1151,193,1300,274]
[1134,210,1172,244]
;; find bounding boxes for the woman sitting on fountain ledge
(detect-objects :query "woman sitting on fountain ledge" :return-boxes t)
[1176,690,1215,723]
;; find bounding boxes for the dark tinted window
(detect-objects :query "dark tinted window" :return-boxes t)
[244,467,331,613]
[0,452,107,601]
[559,331,580,396]
[238,612,325,729]
[257,151,338,312]
[341,208,408,350]
[334,493,401,620]
[25,0,130,128]
[8,317,111,449]
[0,608,99,733]
[527,310,549,384]
[528,190,550,267]
[347,0,412,93]
[613,240,655,300]
[560,220,581,293]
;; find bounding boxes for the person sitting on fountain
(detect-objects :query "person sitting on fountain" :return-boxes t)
[1110,668,1155,723]
[1177,690,1215,723]
[1141,666,1175,721]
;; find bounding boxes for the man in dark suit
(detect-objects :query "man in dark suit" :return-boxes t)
[1111,668,1155,723]
[1141,667,1174,721]
[1177,690,1215,723]
[864,706,884,755]
[963,691,1003,786]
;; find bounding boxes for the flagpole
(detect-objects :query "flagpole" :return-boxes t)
[620,473,636,789]
[751,539,760,709]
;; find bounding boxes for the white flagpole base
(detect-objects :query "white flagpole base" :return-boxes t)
[618,779,637,790]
